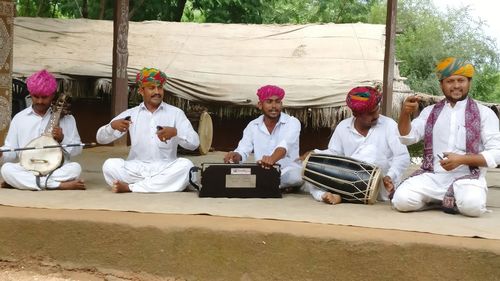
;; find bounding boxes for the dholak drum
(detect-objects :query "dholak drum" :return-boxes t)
[178,110,213,155]
[302,153,381,204]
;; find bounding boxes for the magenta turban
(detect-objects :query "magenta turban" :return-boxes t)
[346,86,382,114]
[26,70,57,97]
[256,85,285,101]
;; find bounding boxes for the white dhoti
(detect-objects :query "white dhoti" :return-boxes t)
[102,157,194,193]
[392,172,488,217]
[1,162,82,191]
[280,164,303,189]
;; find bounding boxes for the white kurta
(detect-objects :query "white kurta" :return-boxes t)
[234,113,303,188]
[0,107,82,190]
[306,115,410,202]
[96,102,199,192]
[393,99,500,217]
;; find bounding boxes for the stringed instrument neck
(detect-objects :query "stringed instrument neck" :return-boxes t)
[43,93,68,136]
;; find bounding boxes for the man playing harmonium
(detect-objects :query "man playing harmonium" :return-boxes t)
[96,67,199,193]
[223,85,303,191]
[392,57,500,216]
[1,70,85,190]
[302,86,410,204]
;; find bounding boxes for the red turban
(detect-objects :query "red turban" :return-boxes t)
[346,86,382,114]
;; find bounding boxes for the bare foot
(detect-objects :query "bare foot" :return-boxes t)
[322,192,342,205]
[112,180,131,193]
[58,179,86,190]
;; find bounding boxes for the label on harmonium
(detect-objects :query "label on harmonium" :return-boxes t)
[230,168,251,175]
[225,174,256,188]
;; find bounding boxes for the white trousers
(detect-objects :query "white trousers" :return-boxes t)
[1,162,81,191]
[102,158,194,193]
[280,165,303,189]
[392,172,488,217]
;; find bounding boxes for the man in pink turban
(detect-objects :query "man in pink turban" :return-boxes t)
[224,85,303,191]
[302,86,410,205]
[1,69,85,190]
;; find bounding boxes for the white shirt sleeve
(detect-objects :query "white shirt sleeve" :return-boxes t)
[175,111,200,151]
[479,107,500,168]
[399,105,432,145]
[234,124,254,163]
[1,116,21,163]
[274,117,301,155]
[60,114,82,157]
[96,112,129,145]
[314,127,344,155]
[385,121,410,185]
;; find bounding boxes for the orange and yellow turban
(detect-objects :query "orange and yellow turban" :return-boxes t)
[435,57,474,81]
[136,67,167,87]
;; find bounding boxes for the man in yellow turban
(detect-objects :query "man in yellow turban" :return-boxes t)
[394,57,500,217]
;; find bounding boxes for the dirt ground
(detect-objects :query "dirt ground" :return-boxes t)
[1,147,500,280]
[0,206,499,281]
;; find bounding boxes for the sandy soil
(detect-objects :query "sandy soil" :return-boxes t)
[0,206,499,281]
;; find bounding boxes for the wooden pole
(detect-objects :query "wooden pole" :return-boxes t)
[0,0,14,144]
[111,0,130,146]
[382,0,398,118]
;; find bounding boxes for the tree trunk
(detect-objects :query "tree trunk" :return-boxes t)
[51,0,56,17]
[99,0,106,19]
[82,0,89,18]
[173,0,187,22]
[128,0,145,20]
[36,0,46,16]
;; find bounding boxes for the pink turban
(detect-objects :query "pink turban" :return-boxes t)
[346,86,382,114]
[256,85,285,101]
[26,70,57,97]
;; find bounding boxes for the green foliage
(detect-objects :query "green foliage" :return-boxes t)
[261,0,378,24]
[381,0,500,102]
[16,0,188,21]
[407,141,423,159]
[471,65,500,102]
[188,0,264,23]
[16,0,64,17]
[185,0,381,24]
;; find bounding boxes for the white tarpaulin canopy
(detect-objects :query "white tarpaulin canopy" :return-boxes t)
[13,17,397,110]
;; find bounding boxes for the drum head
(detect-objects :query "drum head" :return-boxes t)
[197,111,213,155]
[19,135,63,176]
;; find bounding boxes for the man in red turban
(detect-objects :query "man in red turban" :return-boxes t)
[302,86,410,205]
